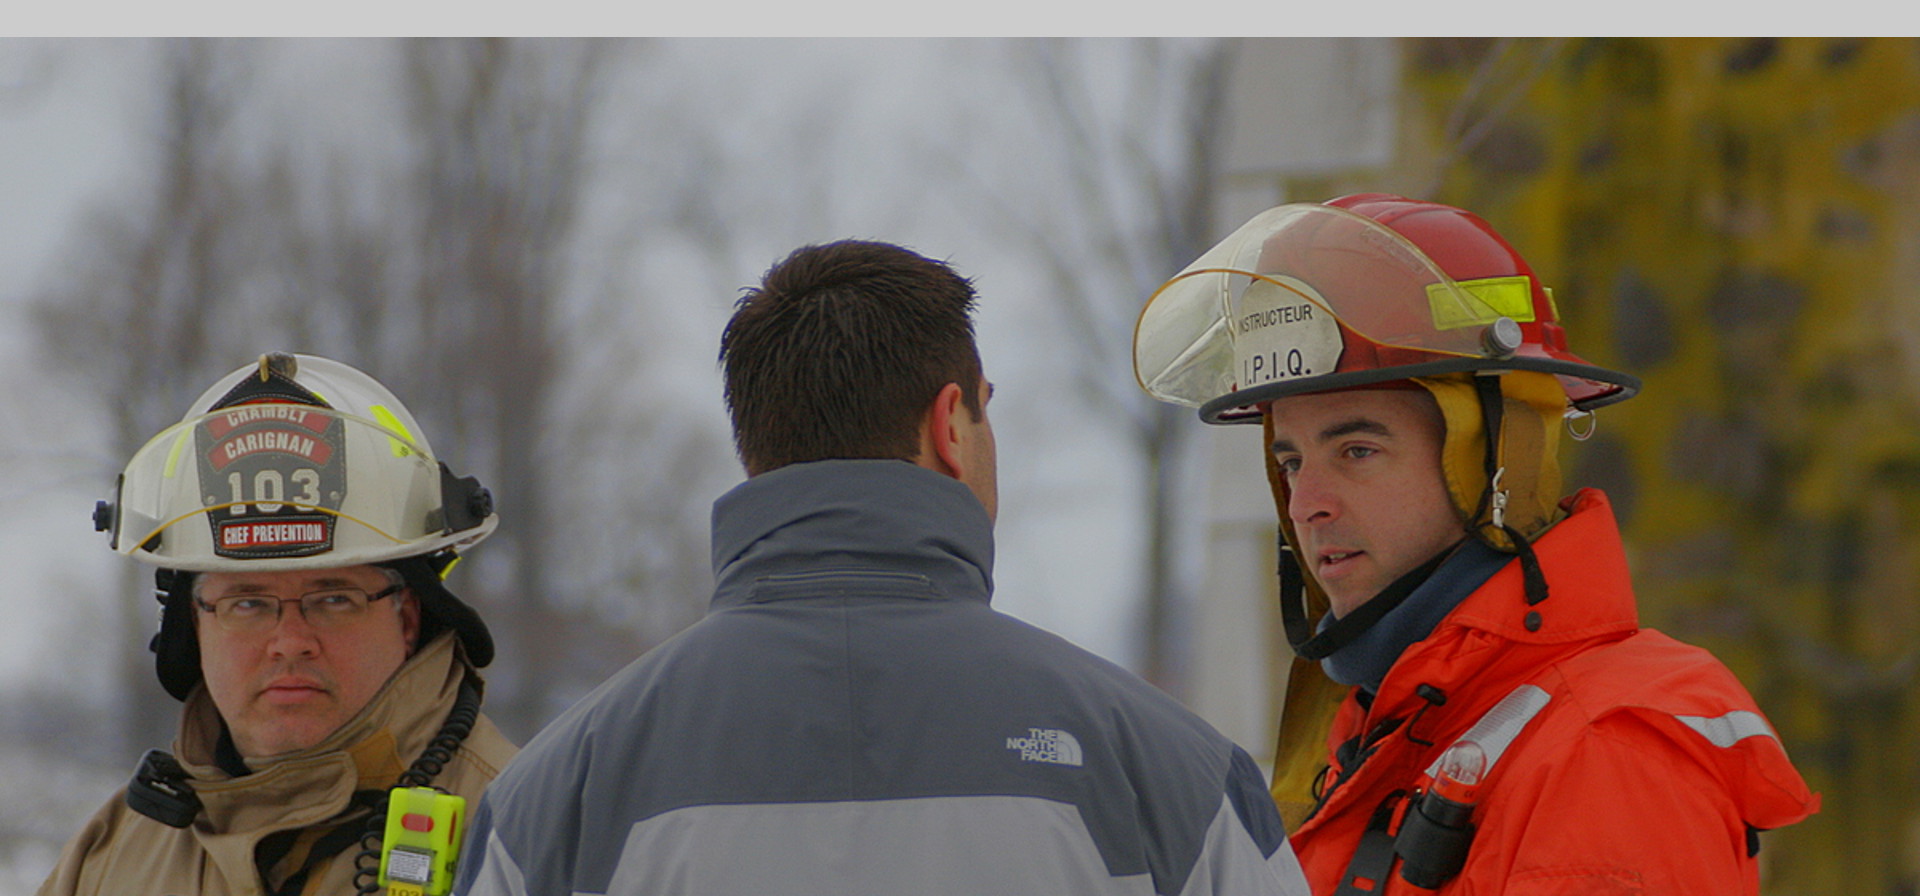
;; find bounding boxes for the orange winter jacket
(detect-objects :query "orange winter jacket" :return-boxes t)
[1289,489,1818,895]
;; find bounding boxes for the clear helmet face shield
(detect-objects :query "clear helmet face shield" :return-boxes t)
[1133,203,1636,422]
[107,404,496,572]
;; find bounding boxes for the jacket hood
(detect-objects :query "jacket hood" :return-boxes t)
[709,459,995,609]
[173,631,474,833]
[1443,488,1640,645]
[1357,489,1638,717]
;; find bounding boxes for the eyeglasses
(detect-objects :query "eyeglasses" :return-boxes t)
[195,583,405,634]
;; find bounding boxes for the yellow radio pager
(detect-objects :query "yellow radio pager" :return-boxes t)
[379,786,467,896]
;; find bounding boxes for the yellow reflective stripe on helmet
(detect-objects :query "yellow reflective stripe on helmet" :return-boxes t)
[1427,275,1536,330]
[369,405,417,458]
[161,430,190,479]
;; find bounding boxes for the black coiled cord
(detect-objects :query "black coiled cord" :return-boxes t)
[350,675,483,895]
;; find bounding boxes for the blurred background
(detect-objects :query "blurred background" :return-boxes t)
[0,36,1911,894]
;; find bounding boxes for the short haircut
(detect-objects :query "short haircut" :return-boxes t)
[720,240,985,476]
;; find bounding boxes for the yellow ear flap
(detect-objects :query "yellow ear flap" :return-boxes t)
[1412,371,1567,548]
[1270,655,1350,829]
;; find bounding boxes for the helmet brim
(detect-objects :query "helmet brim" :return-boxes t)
[1198,355,1641,424]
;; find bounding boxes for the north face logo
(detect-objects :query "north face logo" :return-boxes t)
[1006,727,1083,767]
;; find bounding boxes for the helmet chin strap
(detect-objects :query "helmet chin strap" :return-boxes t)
[1468,375,1549,607]
[1281,539,1460,661]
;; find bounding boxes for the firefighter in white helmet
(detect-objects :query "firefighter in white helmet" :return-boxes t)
[1135,195,1817,893]
[40,353,517,896]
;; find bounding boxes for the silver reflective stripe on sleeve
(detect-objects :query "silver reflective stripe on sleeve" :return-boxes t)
[1425,684,1552,778]
[1675,710,1777,748]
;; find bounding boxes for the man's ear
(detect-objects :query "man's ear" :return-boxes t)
[922,381,969,481]
[400,592,422,654]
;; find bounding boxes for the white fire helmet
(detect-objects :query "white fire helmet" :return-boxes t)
[102,353,497,571]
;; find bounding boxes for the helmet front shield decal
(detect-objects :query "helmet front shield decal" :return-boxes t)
[194,403,348,559]
[1225,274,1345,395]
[115,407,450,571]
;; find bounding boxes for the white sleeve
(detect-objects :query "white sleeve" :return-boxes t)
[452,828,534,896]
[1174,797,1312,896]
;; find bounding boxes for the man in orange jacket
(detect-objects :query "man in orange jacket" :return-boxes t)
[1133,195,1818,893]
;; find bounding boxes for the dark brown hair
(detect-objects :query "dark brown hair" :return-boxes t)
[720,240,984,475]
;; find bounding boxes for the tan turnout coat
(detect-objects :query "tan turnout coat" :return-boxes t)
[38,633,516,896]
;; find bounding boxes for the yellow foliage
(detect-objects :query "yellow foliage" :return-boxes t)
[1387,37,1920,895]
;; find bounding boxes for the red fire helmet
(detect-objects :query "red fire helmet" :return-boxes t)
[1133,193,1639,423]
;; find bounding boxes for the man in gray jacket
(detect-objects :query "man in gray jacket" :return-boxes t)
[454,240,1308,896]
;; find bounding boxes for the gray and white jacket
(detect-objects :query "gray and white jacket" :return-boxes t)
[453,459,1307,896]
